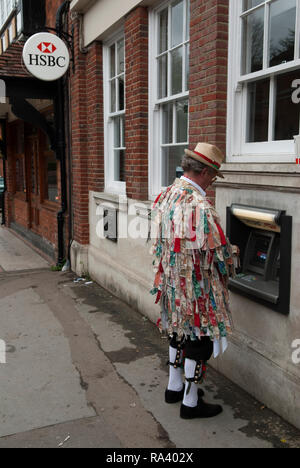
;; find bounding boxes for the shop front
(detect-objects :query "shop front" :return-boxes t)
[5,109,60,259]
[0,74,62,259]
[0,0,71,263]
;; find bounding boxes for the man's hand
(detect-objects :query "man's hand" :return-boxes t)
[232,245,240,257]
[231,245,241,269]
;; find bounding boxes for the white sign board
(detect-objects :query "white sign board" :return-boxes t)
[23,32,70,81]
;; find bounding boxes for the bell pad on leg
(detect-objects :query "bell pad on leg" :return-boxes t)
[167,343,184,369]
[185,360,207,395]
[167,334,185,369]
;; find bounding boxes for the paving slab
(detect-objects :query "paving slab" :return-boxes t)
[66,280,300,449]
[0,416,122,448]
[0,230,299,448]
[0,286,95,438]
[0,227,49,271]
[0,271,172,449]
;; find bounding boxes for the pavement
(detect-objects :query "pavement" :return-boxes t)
[0,226,300,449]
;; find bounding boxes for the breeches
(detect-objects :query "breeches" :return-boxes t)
[170,334,214,362]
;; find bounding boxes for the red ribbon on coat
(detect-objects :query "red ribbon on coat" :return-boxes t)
[194,301,201,328]
[216,222,227,246]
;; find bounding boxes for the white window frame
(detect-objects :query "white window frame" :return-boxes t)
[0,0,15,31]
[227,0,300,163]
[149,0,190,199]
[103,30,126,195]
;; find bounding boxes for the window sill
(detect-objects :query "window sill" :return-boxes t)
[216,163,300,193]
[222,162,299,173]
[92,191,128,213]
[92,191,153,217]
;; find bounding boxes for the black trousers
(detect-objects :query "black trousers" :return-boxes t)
[170,333,214,362]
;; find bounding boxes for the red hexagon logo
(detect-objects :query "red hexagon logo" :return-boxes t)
[37,42,57,54]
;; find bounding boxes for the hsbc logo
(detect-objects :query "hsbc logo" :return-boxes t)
[29,40,65,68]
[37,42,57,54]
[23,32,70,82]
[28,53,66,68]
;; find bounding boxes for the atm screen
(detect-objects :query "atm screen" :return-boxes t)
[249,235,271,269]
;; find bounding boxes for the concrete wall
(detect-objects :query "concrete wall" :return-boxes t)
[71,0,144,45]
[71,189,158,322]
[213,170,300,429]
[71,0,161,45]
[86,191,158,323]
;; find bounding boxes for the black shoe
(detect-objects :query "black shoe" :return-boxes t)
[180,398,223,419]
[165,388,205,404]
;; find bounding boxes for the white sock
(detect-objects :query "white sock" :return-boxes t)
[183,359,198,408]
[167,346,184,392]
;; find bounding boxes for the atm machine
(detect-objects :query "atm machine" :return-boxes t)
[227,204,292,315]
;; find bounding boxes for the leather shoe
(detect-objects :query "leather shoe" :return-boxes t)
[165,387,205,404]
[180,398,223,419]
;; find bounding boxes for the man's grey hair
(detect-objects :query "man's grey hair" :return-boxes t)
[181,154,208,174]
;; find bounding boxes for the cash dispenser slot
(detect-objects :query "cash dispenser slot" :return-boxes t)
[226,204,292,315]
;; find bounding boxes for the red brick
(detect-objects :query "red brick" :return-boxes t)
[124,7,149,201]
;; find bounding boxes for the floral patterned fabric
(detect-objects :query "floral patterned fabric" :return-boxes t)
[150,178,236,342]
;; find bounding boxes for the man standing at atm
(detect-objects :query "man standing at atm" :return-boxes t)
[151,142,239,420]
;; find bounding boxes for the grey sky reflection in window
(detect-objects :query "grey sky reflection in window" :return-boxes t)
[269,0,296,68]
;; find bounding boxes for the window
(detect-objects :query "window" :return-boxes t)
[0,0,19,53]
[228,0,300,162]
[41,128,59,204]
[14,122,25,193]
[149,0,190,197]
[30,138,39,195]
[15,157,25,193]
[43,134,58,203]
[104,34,126,194]
[0,1,44,55]
[44,152,58,203]
[0,0,15,31]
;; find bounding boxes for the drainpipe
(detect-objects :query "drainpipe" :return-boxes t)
[55,1,70,266]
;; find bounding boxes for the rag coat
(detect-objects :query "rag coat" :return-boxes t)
[150,178,235,342]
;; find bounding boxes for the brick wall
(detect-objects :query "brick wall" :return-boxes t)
[37,206,58,246]
[69,0,229,244]
[4,120,15,226]
[124,6,149,201]
[70,18,89,246]
[1,0,69,259]
[70,18,104,246]
[46,0,65,29]
[5,120,60,254]
[86,42,104,194]
[13,198,29,228]
[189,0,229,205]
[70,6,149,247]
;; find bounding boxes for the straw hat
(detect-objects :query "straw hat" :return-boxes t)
[185,143,225,178]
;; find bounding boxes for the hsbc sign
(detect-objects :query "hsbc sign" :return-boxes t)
[38,42,57,54]
[23,33,70,81]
